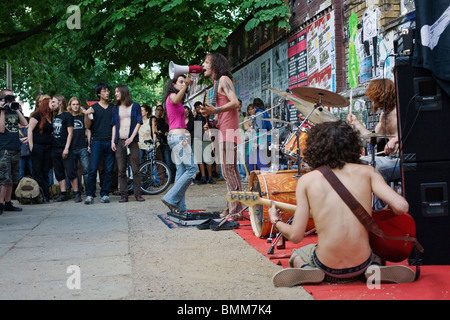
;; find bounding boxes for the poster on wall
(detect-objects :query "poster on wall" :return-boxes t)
[288,11,336,92]
[315,12,336,91]
[288,28,308,89]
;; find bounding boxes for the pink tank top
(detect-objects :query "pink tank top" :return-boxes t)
[166,94,186,130]
[216,92,240,144]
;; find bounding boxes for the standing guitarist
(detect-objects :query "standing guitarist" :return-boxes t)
[201,53,243,220]
[268,121,416,286]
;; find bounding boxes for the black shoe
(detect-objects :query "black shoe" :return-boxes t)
[54,194,68,202]
[197,177,207,185]
[0,203,3,215]
[135,196,145,202]
[4,201,23,212]
[74,191,82,203]
[119,196,128,203]
[208,177,216,185]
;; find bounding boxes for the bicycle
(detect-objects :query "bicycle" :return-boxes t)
[128,135,172,195]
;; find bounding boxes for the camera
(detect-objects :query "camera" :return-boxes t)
[1,94,20,111]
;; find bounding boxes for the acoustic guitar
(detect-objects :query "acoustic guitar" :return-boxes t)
[227,191,420,262]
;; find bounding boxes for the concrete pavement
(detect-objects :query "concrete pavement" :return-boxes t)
[0,197,132,299]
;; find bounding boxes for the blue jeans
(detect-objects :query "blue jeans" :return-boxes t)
[162,133,198,212]
[19,156,32,181]
[86,140,115,197]
[73,148,89,188]
[140,150,160,185]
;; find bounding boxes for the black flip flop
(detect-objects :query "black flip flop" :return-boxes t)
[196,218,214,230]
[210,220,240,231]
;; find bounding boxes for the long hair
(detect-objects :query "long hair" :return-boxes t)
[205,53,233,81]
[365,78,396,115]
[114,85,133,107]
[53,95,68,114]
[303,120,362,169]
[141,104,152,119]
[68,97,82,116]
[164,74,186,103]
[31,98,52,134]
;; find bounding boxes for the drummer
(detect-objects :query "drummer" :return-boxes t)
[268,120,415,286]
[347,79,400,184]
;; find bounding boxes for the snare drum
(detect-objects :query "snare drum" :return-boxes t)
[281,128,309,161]
[248,169,314,238]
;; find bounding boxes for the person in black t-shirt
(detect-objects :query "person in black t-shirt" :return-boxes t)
[28,96,53,202]
[50,95,81,202]
[0,89,28,214]
[68,97,90,193]
[84,83,115,204]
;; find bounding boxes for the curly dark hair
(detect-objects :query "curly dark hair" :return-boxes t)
[303,120,362,169]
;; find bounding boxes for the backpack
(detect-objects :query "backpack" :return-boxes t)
[15,177,43,204]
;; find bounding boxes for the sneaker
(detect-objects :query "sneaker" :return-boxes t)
[208,177,216,185]
[272,267,325,287]
[364,265,416,284]
[119,196,128,203]
[74,192,82,203]
[100,195,110,203]
[84,196,94,205]
[4,201,23,212]
[197,177,207,185]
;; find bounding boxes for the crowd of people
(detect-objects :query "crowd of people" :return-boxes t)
[0,67,247,213]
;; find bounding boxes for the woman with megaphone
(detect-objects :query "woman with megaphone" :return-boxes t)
[161,74,199,213]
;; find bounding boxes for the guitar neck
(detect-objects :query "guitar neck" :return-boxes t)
[227,191,297,212]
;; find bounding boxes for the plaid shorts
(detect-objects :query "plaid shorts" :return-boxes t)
[0,149,20,186]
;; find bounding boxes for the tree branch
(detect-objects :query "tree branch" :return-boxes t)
[0,16,59,50]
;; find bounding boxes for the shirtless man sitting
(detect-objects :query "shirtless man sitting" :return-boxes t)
[268,120,416,286]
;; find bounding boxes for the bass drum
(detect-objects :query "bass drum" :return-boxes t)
[248,169,315,238]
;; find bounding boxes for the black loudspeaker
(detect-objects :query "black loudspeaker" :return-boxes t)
[403,161,450,265]
[395,57,450,163]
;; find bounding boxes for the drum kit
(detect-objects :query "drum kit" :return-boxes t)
[239,86,350,246]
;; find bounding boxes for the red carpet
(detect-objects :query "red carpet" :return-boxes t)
[233,213,450,300]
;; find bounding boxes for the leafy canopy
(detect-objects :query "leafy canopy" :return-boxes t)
[0,0,290,105]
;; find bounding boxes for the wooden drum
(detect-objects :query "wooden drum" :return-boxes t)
[248,169,314,238]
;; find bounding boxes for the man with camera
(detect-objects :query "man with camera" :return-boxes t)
[0,89,28,214]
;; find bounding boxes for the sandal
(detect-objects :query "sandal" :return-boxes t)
[196,218,215,230]
[162,199,179,212]
[210,220,240,231]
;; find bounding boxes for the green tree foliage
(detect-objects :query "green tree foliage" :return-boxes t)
[0,0,290,105]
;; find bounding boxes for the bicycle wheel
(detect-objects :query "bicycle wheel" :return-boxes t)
[139,160,172,195]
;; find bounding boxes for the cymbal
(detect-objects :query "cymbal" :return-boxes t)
[265,86,337,124]
[291,87,349,108]
[361,133,396,139]
[263,118,291,124]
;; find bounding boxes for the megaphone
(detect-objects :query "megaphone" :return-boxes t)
[169,61,203,79]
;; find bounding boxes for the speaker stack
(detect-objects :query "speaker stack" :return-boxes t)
[395,57,450,265]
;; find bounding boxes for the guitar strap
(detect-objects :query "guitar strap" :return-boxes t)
[316,165,424,253]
